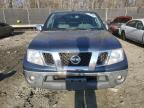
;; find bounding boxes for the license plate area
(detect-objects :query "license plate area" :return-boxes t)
[66,78,87,90]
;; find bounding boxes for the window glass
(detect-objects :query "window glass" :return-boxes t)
[126,20,137,28]
[44,12,105,31]
[136,21,143,30]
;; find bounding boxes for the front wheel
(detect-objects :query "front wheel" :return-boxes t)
[121,31,126,40]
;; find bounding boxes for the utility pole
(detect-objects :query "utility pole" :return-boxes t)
[92,0,95,10]
[9,0,13,8]
[36,0,40,8]
[60,0,63,9]
[69,0,72,10]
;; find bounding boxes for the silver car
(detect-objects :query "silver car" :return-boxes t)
[120,19,144,45]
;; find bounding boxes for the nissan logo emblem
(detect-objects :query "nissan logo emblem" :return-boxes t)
[70,55,81,64]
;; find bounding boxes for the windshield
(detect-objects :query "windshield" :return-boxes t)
[43,12,105,31]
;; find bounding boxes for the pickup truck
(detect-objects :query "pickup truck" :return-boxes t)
[23,11,128,90]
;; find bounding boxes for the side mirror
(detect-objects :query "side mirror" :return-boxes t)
[36,24,43,31]
[105,24,109,30]
[103,22,109,30]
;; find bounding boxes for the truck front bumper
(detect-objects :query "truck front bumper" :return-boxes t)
[23,69,128,90]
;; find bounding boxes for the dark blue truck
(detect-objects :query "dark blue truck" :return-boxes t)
[23,11,128,90]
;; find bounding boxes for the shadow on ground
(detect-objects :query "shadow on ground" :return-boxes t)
[0,71,16,81]
[113,34,144,48]
[75,90,97,108]
[126,39,144,48]
[13,31,25,35]
[0,31,24,39]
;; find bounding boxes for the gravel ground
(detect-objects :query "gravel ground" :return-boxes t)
[0,31,144,108]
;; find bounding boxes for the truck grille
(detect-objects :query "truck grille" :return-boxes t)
[43,52,109,67]
[43,53,55,65]
[97,52,108,65]
[59,52,92,66]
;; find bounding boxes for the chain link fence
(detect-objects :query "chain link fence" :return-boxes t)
[0,8,144,25]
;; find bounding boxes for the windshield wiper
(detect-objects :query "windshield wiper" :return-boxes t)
[48,28,70,31]
[46,27,104,31]
[66,28,97,31]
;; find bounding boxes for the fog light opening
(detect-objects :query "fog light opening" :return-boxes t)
[29,76,35,81]
[117,75,122,80]
[117,75,125,83]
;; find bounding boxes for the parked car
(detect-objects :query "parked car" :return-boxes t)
[23,11,128,90]
[108,16,132,35]
[0,22,14,37]
[120,19,144,45]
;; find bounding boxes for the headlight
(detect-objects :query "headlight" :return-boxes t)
[27,49,44,65]
[108,48,124,65]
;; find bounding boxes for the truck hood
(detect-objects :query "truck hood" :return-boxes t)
[28,30,121,51]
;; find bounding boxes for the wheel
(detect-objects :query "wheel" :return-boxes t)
[121,31,126,40]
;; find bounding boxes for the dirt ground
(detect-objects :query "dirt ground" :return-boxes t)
[0,31,144,108]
